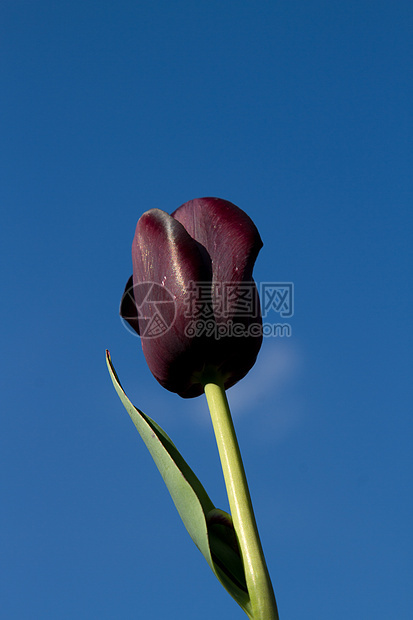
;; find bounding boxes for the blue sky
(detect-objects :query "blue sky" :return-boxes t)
[1,1,412,618]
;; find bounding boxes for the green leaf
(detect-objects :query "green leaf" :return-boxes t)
[106,351,252,617]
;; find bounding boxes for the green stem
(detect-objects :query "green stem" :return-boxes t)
[203,378,279,620]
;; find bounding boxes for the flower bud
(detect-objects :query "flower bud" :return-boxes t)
[120,197,263,398]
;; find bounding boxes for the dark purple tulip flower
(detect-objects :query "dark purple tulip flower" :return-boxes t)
[120,197,263,398]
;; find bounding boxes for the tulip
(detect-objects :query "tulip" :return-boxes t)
[120,197,263,398]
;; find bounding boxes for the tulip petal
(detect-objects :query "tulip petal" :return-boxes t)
[131,208,212,397]
[172,198,263,390]
[172,197,263,285]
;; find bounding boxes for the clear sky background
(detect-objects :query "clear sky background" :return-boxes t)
[1,1,412,619]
